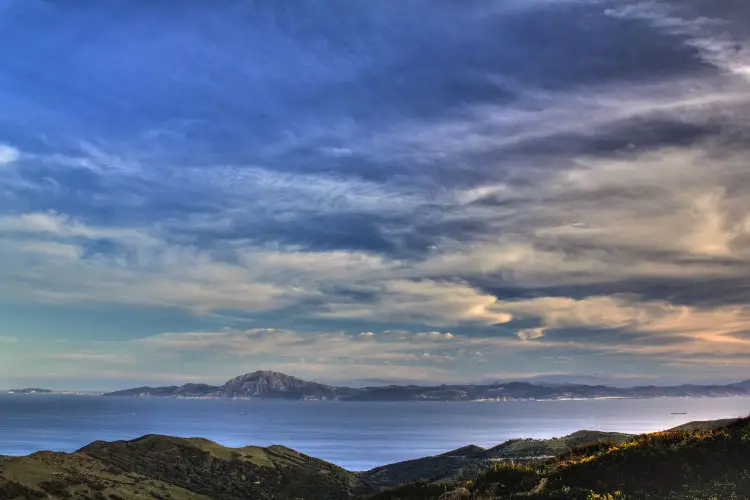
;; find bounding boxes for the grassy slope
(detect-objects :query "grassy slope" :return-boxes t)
[547,417,750,499]
[371,416,750,500]
[0,451,209,500]
[0,435,365,500]
[667,418,740,432]
[2,418,747,499]
[359,431,633,489]
[486,430,633,458]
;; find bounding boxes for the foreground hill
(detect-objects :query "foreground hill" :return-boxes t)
[359,431,632,489]
[2,418,748,499]
[373,416,750,499]
[103,370,750,401]
[0,435,366,500]
[361,420,744,490]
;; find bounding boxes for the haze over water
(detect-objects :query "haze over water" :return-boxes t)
[2,396,748,470]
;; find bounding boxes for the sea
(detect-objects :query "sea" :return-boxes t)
[1,395,749,470]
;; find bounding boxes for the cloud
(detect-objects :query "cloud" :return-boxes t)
[0,335,18,343]
[106,301,750,384]
[50,352,135,364]
[0,144,19,165]
[0,211,156,245]
[517,328,545,341]
[138,328,462,360]
[14,369,229,385]
[413,144,750,288]
[492,294,750,354]
[414,331,455,340]
[125,327,472,383]
[0,216,306,312]
[1,0,750,385]
[604,1,750,81]
[317,280,514,325]
[138,328,298,353]
[0,213,520,325]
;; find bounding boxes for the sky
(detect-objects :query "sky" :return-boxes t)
[1,0,749,390]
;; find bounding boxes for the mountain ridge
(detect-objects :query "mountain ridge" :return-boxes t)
[103,371,750,401]
[0,434,365,500]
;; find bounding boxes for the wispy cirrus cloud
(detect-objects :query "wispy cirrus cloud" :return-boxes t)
[49,351,136,365]
[1,0,749,386]
[0,144,19,165]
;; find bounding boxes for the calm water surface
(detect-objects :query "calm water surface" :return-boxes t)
[1,395,748,470]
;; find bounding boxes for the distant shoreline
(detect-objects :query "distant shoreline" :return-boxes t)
[6,391,750,403]
[6,370,750,402]
[4,391,104,396]
[92,370,750,402]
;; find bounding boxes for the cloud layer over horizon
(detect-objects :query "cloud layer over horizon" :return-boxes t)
[1,0,749,390]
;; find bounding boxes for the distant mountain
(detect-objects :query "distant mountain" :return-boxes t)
[508,374,653,387]
[103,371,750,401]
[6,388,52,394]
[0,434,367,500]
[103,371,343,399]
[105,383,221,398]
[221,371,339,399]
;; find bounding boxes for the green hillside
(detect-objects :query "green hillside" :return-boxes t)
[2,418,749,499]
[372,416,750,499]
[0,435,366,500]
[359,431,633,489]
